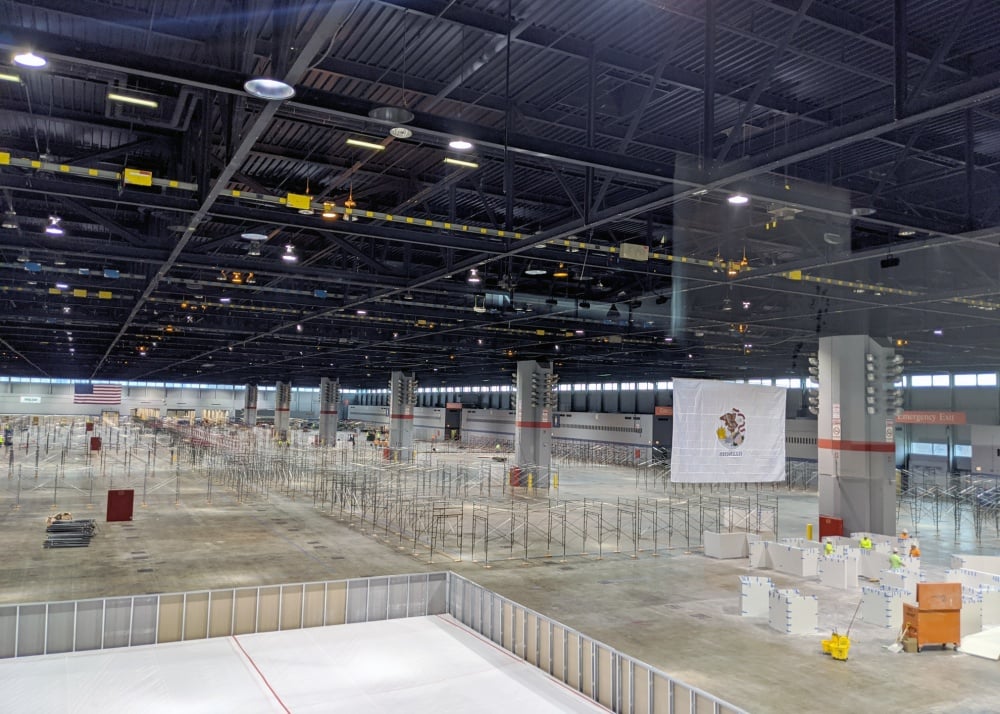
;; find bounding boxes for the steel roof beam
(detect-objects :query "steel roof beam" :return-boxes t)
[90,0,358,378]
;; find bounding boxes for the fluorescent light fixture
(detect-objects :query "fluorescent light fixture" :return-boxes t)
[107,92,158,109]
[467,268,481,284]
[219,296,231,303]
[448,138,473,150]
[443,157,479,169]
[727,193,749,205]
[346,138,385,151]
[898,229,916,237]
[282,244,297,262]
[2,210,18,229]
[356,309,367,316]
[55,282,68,290]
[13,51,46,68]
[243,77,295,100]
[524,268,546,276]
[45,215,64,235]
[0,72,21,83]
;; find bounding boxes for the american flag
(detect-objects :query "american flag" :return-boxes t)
[73,383,122,404]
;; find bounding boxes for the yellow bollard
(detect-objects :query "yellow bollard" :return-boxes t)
[806,523,814,541]
[553,472,559,488]
[528,473,534,489]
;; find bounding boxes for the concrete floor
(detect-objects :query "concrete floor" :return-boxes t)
[3,427,1000,713]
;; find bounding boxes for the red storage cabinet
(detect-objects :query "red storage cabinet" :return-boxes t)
[818,515,844,539]
[107,489,135,522]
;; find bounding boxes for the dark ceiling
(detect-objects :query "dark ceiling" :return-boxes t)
[0,0,999,388]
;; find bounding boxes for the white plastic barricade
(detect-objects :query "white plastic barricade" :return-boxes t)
[860,585,907,629]
[950,555,1000,575]
[818,554,859,589]
[858,548,891,580]
[704,531,751,559]
[740,576,773,618]
[749,539,769,568]
[947,567,1000,592]
[768,588,818,635]
[879,569,921,601]
[962,598,984,637]
[766,541,820,578]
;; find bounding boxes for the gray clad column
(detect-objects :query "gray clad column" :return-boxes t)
[388,371,416,462]
[512,360,556,488]
[244,384,258,427]
[319,377,339,446]
[817,335,899,535]
[274,381,291,442]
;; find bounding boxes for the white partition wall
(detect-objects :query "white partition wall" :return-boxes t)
[767,589,818,635]
[740,576,772,618]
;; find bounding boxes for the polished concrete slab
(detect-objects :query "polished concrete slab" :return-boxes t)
[3,429,1000,713]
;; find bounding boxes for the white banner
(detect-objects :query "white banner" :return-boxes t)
[671,378,786,483]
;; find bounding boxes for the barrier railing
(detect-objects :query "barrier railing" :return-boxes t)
[0,571,746,714]
[449,573,746,714]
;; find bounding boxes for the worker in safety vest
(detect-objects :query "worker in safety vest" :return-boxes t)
[900,528,909,539]
[824,541,834,556]
[859,535,873,550]
[909,543,921,558]
[889,548,903,569]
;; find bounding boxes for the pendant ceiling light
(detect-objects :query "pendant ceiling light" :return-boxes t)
[368,17,413,136]
[45,215,64,235]
[244,77,295,100]
[13,51,46,68]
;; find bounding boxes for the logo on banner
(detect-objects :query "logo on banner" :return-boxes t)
[716,407,746,454]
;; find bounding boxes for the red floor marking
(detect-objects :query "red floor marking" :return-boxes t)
[231,635,292,714]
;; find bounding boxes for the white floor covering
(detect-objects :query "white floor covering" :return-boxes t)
[0,615,608,713]
[959,626,1000,661]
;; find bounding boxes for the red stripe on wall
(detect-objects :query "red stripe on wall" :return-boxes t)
[319,410,338,415]
[275,408,290,412]
[817,438,894,453]
[389,413,414,420]
[515,421,552,428]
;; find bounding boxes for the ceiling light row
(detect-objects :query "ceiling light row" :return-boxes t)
[12,50,163,111]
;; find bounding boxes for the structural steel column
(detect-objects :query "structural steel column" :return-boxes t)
[274,381,291,442]
[318,377,340,446]
[244,384,258,427]
[513,359,557,487]
[817,336,899,535]
[388,370,416,461]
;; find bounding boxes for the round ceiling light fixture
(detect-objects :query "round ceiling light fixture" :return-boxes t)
[369,105,414,124]
[727,193,750,205]
[448,138,473,150]
[13,51,46,68]
[243,77,295,100]
[389,126,413,139]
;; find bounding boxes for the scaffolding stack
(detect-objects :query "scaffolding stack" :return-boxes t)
[44,519,96,548]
